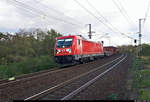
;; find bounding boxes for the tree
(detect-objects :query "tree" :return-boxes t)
[141,44,150,56]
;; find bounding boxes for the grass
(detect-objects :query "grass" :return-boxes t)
[136,70,150,88]
[141,56,150,69]
[107,93,119,100]
[0,55,61,80]
[139,89,150,100]
[130,55,150,100]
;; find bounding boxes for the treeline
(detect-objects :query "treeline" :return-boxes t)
[0,28,62,65]
[0,28,62,79]
[141,44,150,56]
[118,43,150,56]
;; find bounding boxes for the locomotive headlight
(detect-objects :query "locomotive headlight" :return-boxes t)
[66,49,72,53]
[56,49,61,54]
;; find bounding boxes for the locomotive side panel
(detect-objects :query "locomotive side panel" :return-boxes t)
[82,40,104,55]
[73,37,82,55]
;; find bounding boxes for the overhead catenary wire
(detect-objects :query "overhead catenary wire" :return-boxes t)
[6,0,54,27]
[86,0,117,30]
[33,0,83,26]
[117,0,135,25]
[109,0,136,39]
[112,0,134,26]
[15,0,80,27]
[5,0,134,40]
[8,0,82,28]
[74,0,135,40]
[86,0,134,39]
[73,0,119,34]
[7,0,61,26]
[143,0,150,26]
[5,0,84,35]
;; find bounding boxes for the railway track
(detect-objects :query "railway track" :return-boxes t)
[0,67,66,87]
[0,54,118,87]
[0,55,117,87]
[0,54,121,102]
[24,54,127,100]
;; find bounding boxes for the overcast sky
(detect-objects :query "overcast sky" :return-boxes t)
[0,0,150,46]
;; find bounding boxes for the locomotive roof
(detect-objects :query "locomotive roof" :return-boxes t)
[56,35,101,44]
[103,46,118,48]
[56,35,81,39]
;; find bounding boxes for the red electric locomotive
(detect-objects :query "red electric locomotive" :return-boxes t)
[104,46,120,56]
[54,35,104,64]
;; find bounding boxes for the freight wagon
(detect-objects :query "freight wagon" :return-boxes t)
[104,46,120,56]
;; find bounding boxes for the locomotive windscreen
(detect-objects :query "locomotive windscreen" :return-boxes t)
[56,38,73,48]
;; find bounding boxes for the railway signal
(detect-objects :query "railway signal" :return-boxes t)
[134,39,137,44]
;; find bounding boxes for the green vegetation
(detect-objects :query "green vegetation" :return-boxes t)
[0,28,62,80]
[129,44,150,100]
[136,69,150,88]
[0,56,60,79]
[139,89,150,100]
[107,93,119,100]
[141,44,150,56]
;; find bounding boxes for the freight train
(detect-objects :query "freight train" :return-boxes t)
[54,35,119,65]
[103,46,120,56]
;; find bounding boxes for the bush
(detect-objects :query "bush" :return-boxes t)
[0,56,60,80]
[141,44,150,56]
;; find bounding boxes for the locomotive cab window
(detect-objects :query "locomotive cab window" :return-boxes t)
[56,38,73,48]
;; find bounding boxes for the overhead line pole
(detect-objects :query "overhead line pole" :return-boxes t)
[138,18,144,56]
[88,24,95,39]
[88,24,92,39]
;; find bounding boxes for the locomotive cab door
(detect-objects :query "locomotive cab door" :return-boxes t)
[77,39,82,55]
[74,38,82,62]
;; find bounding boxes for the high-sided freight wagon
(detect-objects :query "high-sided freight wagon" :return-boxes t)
[103,46,120,56]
